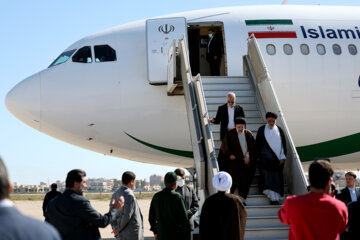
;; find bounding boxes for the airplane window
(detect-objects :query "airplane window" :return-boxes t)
[316,44,326,55]
[332,44,341,55]
[300,44,309,55]
[48,49,76,68]
[283,44,293,55]
[266,44,276,55]
[94,45,116,62]
[72,46,92,63]
[348,44,357,55]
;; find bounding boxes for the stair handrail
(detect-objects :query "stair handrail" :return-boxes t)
[193,74,219,196]
[167,39,177,95]
[176,37,218,197]
[246,34,308,195]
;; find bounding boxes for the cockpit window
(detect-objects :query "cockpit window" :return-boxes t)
[94,45,116,62]
[72,46,92,63]
[48,49,76,68]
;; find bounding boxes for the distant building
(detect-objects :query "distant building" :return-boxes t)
[150,175,163,186]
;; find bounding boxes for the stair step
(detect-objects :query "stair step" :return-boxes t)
[246,216,284,228]
[203,90,255,97]
[203,84,251,91]
[245,227,289,239]
[205,96,256,104]
[201,76,249,84]
[246,205,282,217]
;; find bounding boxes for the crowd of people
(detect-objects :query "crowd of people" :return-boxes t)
[0,92,359,239]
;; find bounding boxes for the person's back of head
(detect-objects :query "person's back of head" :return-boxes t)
[65,169,86,188]
[0,157,10,200]
[309,160,334,189]
[122,171,136,186]
[51,183,57,191]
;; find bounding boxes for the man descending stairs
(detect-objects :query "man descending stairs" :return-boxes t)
[202,76,289,240]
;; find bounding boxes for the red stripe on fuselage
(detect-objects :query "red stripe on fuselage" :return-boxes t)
[248,31,297,38]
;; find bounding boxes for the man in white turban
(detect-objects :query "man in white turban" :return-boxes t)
[200,172,247,240]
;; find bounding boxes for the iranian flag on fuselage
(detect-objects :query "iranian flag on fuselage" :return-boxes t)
[246,19,297,38]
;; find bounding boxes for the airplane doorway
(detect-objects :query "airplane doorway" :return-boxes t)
[187,23,226,76]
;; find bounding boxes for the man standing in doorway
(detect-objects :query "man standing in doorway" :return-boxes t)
[256,112,286,205]
[206,28,223,76]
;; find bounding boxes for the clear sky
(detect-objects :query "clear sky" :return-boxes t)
[1,0,359,185]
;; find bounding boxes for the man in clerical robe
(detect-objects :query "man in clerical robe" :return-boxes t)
[256,112,287,205]
[219,117,256,204]
[200,172,247,240]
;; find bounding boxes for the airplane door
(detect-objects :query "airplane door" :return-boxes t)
[146,17,187,84]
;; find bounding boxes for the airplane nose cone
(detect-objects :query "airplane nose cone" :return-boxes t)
[6,73,41,130]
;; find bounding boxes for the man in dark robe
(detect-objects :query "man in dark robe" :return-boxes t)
[149,172,190,240]
[200,171,247,240]
[256,112,287,205]
[219,117,256,204]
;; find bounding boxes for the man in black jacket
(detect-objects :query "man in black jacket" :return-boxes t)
[210,92,245,141]
[42,183,61,218]
[46,169,124,240]
[174,168,199,239]
[207,28,223,76]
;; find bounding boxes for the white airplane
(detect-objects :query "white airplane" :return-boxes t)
[6,5,360,171]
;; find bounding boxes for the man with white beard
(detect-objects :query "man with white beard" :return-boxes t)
[218,118,256,205]
[256,112,287,205]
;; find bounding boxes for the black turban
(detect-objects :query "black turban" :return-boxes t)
[266,112,278,119]
[235,117,246,125]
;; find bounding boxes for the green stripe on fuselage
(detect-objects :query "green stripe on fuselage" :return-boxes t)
[296,133,360,162]
[125,132,194,158]
[245,19,293,25]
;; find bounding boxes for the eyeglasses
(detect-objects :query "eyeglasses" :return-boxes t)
[228,101,234,104]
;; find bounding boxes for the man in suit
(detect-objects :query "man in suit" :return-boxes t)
[42,183,61,218]
[110,171,144,240]
[210,92,245,142]
[174,168,199,239]
[206,28,223,76]
[0,157,61,240]
[256,112,286,205]
[336,171,360,240]
[219,118,256,205]
[347,197,360,239]
[46,169,124,240]
[336,171,360,206]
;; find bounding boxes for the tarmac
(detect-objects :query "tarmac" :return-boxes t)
[14,199,154,240]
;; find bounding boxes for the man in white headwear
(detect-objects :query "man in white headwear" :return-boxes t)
[200,172,247,240]
[256,112,287,205]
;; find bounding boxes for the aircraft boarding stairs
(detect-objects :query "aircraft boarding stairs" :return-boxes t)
[167,36,308,239]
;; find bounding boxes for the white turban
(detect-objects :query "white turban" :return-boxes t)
[212,171,232,192]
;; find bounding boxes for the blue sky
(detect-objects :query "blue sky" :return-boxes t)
[0,0,359,185]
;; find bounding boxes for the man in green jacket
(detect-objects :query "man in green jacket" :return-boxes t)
[149,172,190,240]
